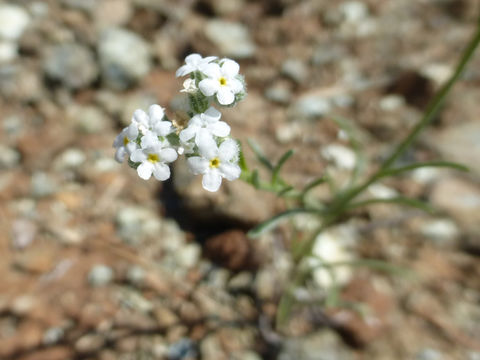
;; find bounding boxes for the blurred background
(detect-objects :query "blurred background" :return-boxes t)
[1,0,480,359]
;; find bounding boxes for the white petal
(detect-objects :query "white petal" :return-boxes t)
[148,104,165,123]
[137,162,153,180]
[203,106,221,122]
[208,121,230,137]
[219,163,241,181]
[202,63,221,79]
[126,123,139,140]
[219,139,239,162]
[125,141,138,154]
[133,109,149,126]
[185,53,202,65]
[115,147,126,163]
[153,121,173,137]
[229,78,244,94]
[152,163,170,181]
[113,132,125,148]
[179,125,198,143]
[199,78,219,97]
[130,149,147,163]
[195,128,215,147]
[141,132,160,148]
[189,115,203,126]
[202,56,217,64]
[159,148,178,163]
[197,132,218,159]
[221,59,239,76]
[187,157,209,175]
[202,170,222,192]
[216,87,235,105]
[176,64,194,77]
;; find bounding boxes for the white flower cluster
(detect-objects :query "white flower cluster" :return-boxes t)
[113,54,247,192]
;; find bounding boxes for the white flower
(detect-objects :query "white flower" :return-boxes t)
[130,138,178,181]
[113,123,139,163]
[180,78,198,93]
[133,104,174,139]
[187,135,241,192]
[198,59,243,105]
[179,106,230,146]
[176,53,217,77]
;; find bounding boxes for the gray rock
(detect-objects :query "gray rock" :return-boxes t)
[175,243,201,269]
[0,64,42,101]
[312,44,345,66]
[282,59,308,84]
[0,4,31,40]
[98,27,152,90]
[126,265,146,287]
[115,206,164,244]
[168,338,197,360]
[62,0,97,13]
[43,327,64,345]
[290,94,331,120]
[205,20,255,59]
[416,348,443,360]
[67,105,108,134]
[44,43,98,89]
[339,1,369,23]
[265,83,292,104]
[0,144,20,169]
[278,330,354,360]
[53,148,86,171]
[88,264,114,287]
[11,219,37,249]
[30,171,57,197]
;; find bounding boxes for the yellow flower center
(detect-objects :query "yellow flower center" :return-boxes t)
[219,77,227,86]
[209,157,220,168]
[147,153,159,163]
[123,136,129,146]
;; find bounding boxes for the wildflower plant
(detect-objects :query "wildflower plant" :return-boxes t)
[115,18,480,329]
[113,54,246,191]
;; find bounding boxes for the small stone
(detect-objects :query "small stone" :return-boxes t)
[419,219,460,246]
[115,206,164,244]
[421,63,453,86]
[67,105,108,134]
[340,1,369,23]
[205,20,255,59]
[126,265,146,287]
[62,0,97,13]
[0,144,20,169]
[175,243,201,269]
[88,264,114,287]
[322,144,356,170]
[75,333,105,353]
[290,94,331,120]
[416,348,443,360]
[31,171,57,197]
[54,148,86,171]
[11,219,37,249]
[0,41,18,62]
[98,27,152,90]
[44,43,98,89]
[312,44,345,66]
[94,0,132,28]
[43,327,64,345]
[167,338,197,360]
[379,95,405,112]
[367,183,398,199]
[0,4,31,40]
[282,58,308,84]
[265,83,292,104]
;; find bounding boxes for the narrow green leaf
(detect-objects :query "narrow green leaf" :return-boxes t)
[277,185,294,197]
[251,169,260,189]
[247,138,274,171]
[348,196,434,213]
[248,208,322,238]
[378,161,469,178]
[237,141,249,172]
[272,149,294,185]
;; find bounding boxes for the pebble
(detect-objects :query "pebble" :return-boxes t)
[282,58,308,84]
[115,206,164,244]
[0,41,18,62]
[0,4,31,40]
[30,171,57,197]
[126,265,146,287]
[62,0,97,13]
[98,27,152,90]
[416,348,443,360]
[43,327,64,345]
[0,144,20,169]
[379,95,405,112]
[175,243,201,269]
[340,1,369,23]
[322,144,356,170]
[54,148,86,171]
[167,338,197,360]
[88,264,114,287]
[419,219,459,246]
[11,219,37,249]
[75,333,105,353]
[205,20,256,59]
[44,43,98,89]
[67,105,108,134]
[265,83,292,104]
[290,94,331,120]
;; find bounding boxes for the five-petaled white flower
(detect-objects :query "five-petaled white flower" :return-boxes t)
[198,59,243,105]
[130,138,178,181]
[133,104,174,139]
[176,53,217,77]
[187,135,241,192]
[113,123,139,163]
[179,106,230,146]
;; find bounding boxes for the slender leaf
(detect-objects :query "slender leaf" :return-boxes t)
[272,149,294,184]
[237,141,249,172]
[277,185,294,197]
[247,138,274,171]
[248,208,323,238]
[251,169,260,189]
[348,196,434,213]
[378,161,469,179]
